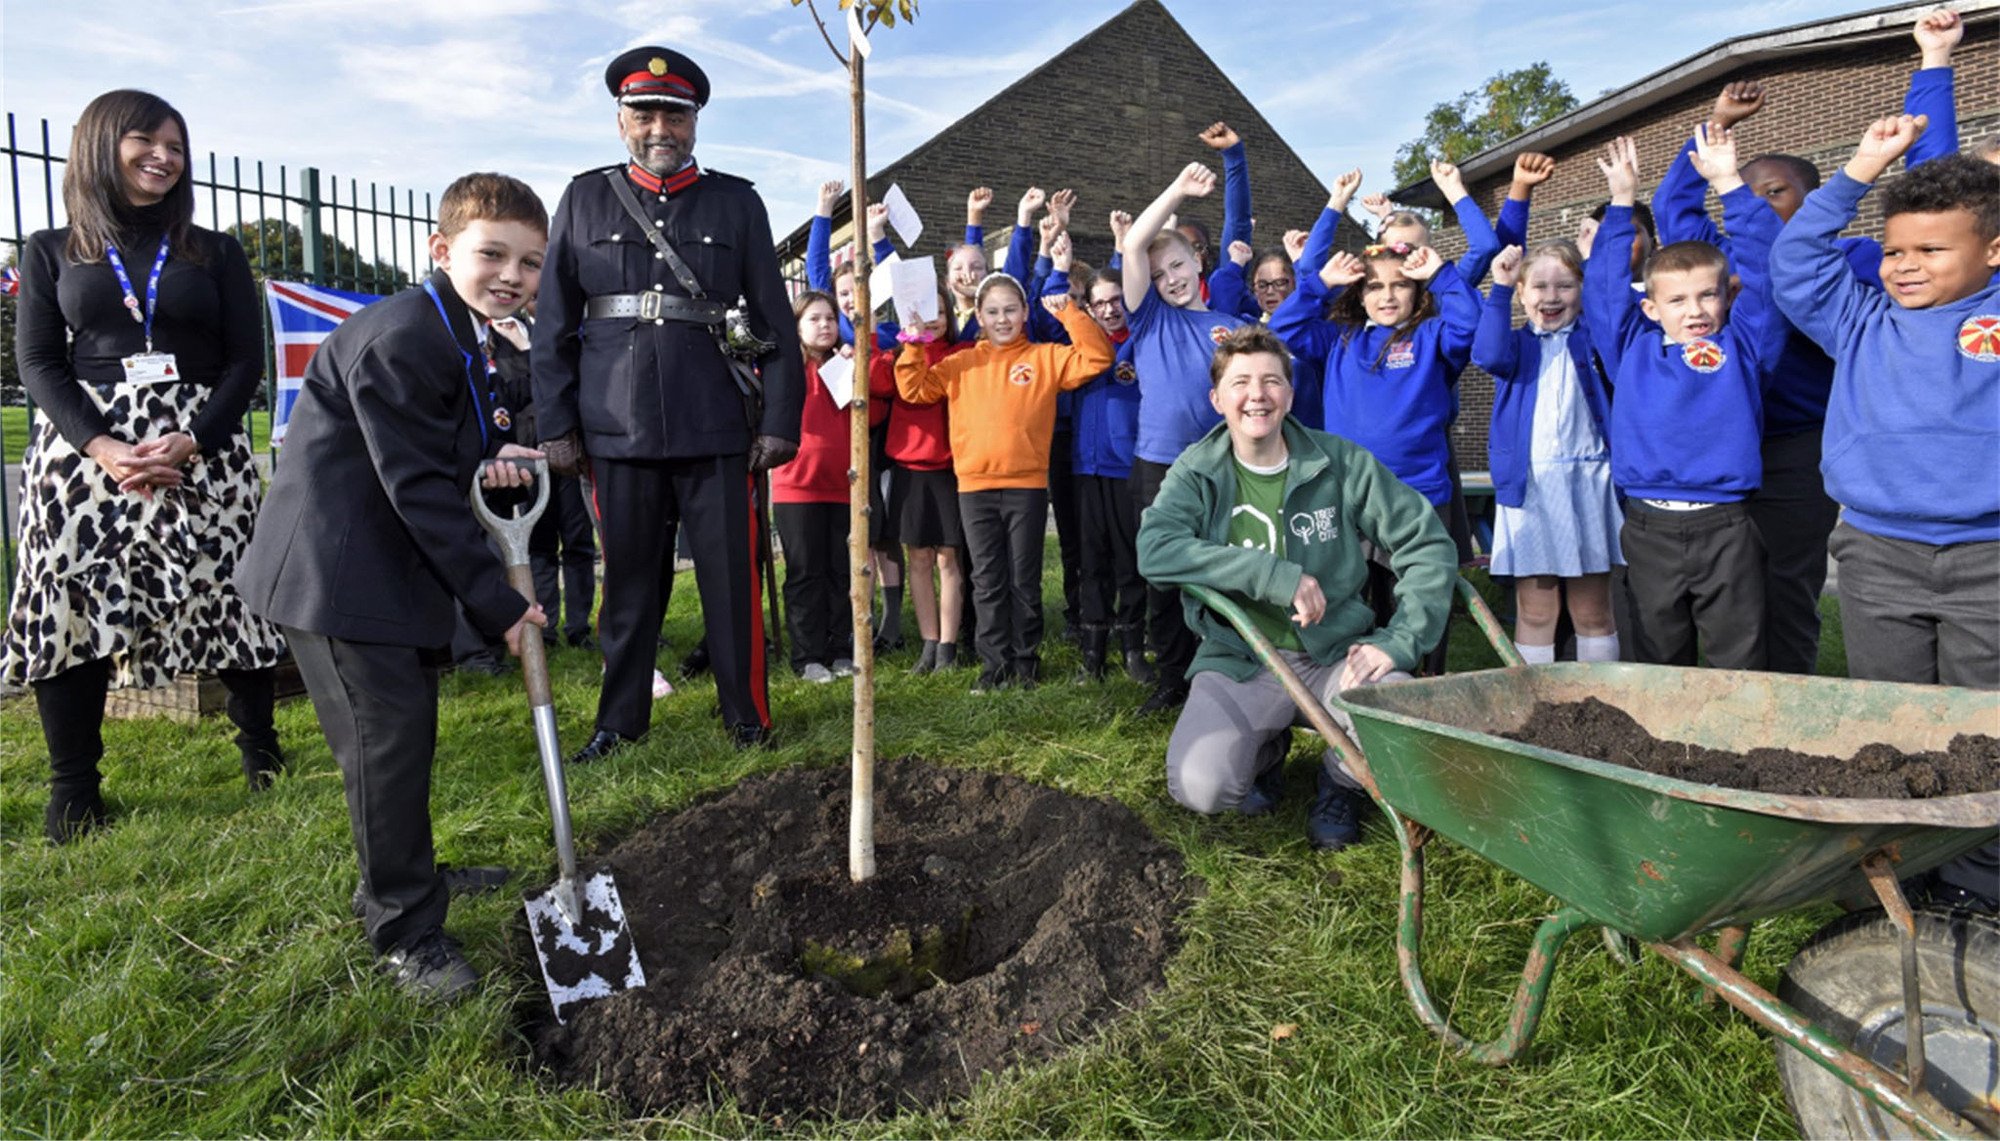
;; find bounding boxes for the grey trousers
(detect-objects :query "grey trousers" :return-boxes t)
[1828,521,1999,905]
[1620,501,1766,670]
[1166,653,1411,815]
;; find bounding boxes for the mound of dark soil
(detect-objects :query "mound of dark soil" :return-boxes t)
[525,759,1194,1122]
[1505,697,1999,798]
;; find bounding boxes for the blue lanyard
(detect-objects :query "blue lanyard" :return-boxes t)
[424,281,494,452]
[105,236,172,352]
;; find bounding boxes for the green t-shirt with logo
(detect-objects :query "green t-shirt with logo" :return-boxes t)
[1227,456,1301,651]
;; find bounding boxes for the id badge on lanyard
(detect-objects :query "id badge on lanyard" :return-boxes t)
[108,237,180,385]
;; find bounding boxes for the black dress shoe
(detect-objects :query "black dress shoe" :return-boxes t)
[678,640,712,679]
[566,728,639,765]
[730,723,775,750]
[565,631,598,651]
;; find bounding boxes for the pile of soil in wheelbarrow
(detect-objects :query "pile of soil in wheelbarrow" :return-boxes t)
[1505,697,2000,798]
[524,758,1194,1122]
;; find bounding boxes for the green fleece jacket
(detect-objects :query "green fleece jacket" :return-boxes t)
[1136,417,1456,682]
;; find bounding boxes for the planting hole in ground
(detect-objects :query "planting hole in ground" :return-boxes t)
[522,758,1195,1122]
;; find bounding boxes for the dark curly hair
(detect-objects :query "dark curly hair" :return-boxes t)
[1881,154,2000,241]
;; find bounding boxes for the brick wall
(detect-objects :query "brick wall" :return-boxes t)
[1432,29,1997,471]
[779,0,1329,282]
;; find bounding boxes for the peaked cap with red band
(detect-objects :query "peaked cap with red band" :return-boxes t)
[605,46,709,109]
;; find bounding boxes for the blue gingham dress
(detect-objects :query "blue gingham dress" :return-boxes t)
[1489,328,1625,578]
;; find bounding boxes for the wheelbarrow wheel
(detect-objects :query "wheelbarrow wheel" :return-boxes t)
[1774,906,1999,1139]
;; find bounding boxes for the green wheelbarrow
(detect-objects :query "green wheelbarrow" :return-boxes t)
[1184,579,2000,1139]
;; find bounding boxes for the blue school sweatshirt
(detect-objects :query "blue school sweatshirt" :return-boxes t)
[1473,287,1614,508]
[1268,264,1480,506]
[1586,194,1784,502]
[1128,287,1250,465]
[806,216,899,350]
[1069,326,1141,479]
[1772,172,2000,545]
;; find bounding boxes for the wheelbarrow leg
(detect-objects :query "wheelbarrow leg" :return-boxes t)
[1388,807,1594,1065]
[1650,938,1981,1139]
[1860,852,1927,1094]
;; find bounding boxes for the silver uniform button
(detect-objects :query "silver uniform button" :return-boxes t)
[655,318,665,326]
[655,252,665,260]
[702,236,712,244]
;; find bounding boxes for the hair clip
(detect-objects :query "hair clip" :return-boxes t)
[1362,242,1415,258]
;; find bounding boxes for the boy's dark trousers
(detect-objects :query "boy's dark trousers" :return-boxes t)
[1131,459,1196,686]
[772,501,850,672]
[1619,500,1766,670]
[1747,429,1840,674]
[285,627,446,954]
[1049,426,1082,632]
[958,488,1049,675]
[1076,473,1145,631]
[530,472,598,642]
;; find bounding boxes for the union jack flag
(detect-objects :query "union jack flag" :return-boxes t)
[0,265,20,297]
[265,280,379,445]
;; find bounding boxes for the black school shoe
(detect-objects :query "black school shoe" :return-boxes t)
[1135,681,1189,718]
[566,728,640,766]
[351,865,513,919]
[731,723,777,750]
[378,927,478,1003]
[969,666,1009,695]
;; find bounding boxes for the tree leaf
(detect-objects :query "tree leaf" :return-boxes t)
[1270,1023,1297,1041]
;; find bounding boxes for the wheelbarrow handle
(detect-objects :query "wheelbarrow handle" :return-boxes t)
[470,457,553,570]
[1456,576,1526,667]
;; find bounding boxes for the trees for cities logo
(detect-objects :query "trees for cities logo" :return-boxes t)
[1959,315,2000,362]
[1680,338,1725,373]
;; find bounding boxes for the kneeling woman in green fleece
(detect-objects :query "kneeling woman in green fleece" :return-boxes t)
[1136,325,1456,850]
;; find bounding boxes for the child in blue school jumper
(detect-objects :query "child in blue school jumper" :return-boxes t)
[1648,13,1971,674]
[1475,237,1623,666]
[1120,161,1254,714]
[1586,130,1786,671]
[1268,226,1481,675]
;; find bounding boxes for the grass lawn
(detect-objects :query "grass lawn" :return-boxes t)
[0,556,1850,1138]
[1,405,274,464]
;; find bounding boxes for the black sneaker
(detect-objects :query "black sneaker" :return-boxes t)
[1307,769,1371,851]
[1135,682,1188,717]
[1239,762,1285,817]
[378,928,478,1003]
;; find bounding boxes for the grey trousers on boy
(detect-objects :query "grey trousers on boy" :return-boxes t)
[1620,501,1765,670]
[1166,652,1411,815]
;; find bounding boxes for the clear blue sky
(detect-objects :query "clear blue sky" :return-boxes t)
[1,0,1899,245]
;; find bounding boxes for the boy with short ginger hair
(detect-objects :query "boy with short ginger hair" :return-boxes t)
[1585,131,1786,672]
[238,172,550,1002]
[1138,326,1454,851]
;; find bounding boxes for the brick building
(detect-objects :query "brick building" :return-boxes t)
[1389,0,1999,471]
[775,0,1329,285]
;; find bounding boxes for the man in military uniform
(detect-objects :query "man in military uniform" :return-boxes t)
[532,46,802,757]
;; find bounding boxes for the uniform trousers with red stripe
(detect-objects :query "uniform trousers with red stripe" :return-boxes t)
[590,453,768,738]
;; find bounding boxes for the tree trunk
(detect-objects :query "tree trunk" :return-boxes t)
[846,51,877,884]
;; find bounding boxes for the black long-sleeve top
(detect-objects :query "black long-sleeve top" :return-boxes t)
[14,217,263,455]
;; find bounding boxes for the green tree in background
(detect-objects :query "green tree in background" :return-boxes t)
[1392,62,1579,189]
[225,218,413,295]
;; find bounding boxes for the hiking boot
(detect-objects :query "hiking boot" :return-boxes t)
[1239,761,1285,817]
[378,928,478,1003]
[1307,768,1371,852]
[910,639,940,675]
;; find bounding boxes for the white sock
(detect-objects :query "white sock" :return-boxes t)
[1576,633,1620,662]
[1515,641,1557,664]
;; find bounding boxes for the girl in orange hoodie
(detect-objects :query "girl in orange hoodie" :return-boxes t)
[895,273,1114,691]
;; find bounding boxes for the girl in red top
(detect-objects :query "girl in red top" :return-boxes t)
[870,285,970,674]
[771,291,867,682]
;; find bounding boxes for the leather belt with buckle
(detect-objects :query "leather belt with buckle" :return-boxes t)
[584,292,726,325]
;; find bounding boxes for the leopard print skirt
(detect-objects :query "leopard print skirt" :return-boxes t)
[1,381,286,690]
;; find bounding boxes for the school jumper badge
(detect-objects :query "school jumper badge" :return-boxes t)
[1680,338,1725,373]
[1958,315,2000,363]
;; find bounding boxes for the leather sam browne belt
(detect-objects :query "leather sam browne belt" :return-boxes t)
[584,291,726,325]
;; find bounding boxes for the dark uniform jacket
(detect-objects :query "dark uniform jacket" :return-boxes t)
[531,164,803,459]
[237,270,526,646]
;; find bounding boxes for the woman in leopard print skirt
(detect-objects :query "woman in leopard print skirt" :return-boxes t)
[4,90,287,843]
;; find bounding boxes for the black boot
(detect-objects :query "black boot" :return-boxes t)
[910,639,940,675]
[35,658,113,844]
[935,642,960,670]
[221,667,285,791]
[1116,624,1155,685]
[1075,625,1108,683]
